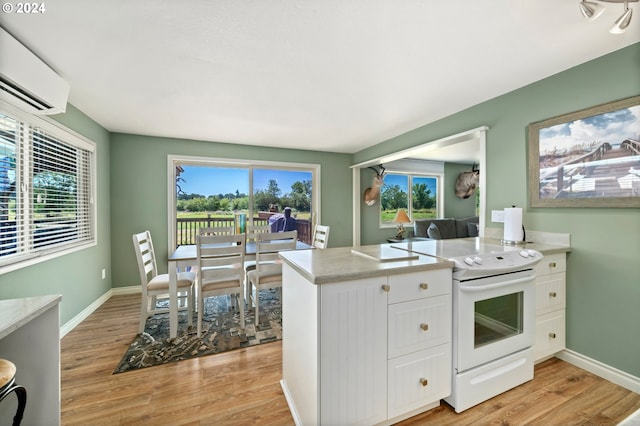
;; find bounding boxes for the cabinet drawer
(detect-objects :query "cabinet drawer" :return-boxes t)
[388,295,451,359]
[388,343,452,419]
[534,310,565,361]
[536,272,566,315]
[534,254,566,276]
[387,269,452,305]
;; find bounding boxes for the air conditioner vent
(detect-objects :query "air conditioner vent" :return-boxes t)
[0,75,55,112]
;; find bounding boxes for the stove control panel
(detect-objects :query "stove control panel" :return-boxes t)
[453,249,543,277]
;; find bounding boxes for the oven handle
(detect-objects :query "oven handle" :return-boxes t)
[459,275,534,292]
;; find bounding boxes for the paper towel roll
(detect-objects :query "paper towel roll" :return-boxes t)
[503,207,523,243]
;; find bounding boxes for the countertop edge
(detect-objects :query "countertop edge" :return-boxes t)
[0,294,62,340]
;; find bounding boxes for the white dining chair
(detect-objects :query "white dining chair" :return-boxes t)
[243,223,271,301]
[198,226,235,236]
[246,230,297,326]
[312,224,330,249]
[132,230,195,334]
[196,233,246,337]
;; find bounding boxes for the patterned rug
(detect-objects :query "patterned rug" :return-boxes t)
[113,289,281,374]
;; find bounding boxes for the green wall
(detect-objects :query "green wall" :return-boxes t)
[109,133,353,288]
[354,43,640,377]
[0,104,112,326]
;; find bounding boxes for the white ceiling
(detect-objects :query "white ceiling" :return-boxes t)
[1,0,638,157]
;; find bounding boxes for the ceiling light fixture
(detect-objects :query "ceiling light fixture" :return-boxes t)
[610,2,633,33]
[579,0,605,20]
[579,0,638,33]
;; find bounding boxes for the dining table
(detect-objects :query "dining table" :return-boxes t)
[166,239,312,338]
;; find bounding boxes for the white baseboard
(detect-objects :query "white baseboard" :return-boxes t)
[280,379,302,426]
[111,285,141,295]
[59,286,141,338]
[60,289,113,338]
[556,349,640,394]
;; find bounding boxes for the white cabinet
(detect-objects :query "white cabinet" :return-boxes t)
[320,277,388,426]
[386,270,452,421]
[533,253,567,361]
[281,265,452,426]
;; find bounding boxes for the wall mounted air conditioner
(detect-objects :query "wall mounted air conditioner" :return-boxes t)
[0,27,70,115]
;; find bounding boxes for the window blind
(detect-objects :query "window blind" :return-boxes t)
[0,103,95,269]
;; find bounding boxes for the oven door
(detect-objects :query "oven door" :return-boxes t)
[455,271,535,373]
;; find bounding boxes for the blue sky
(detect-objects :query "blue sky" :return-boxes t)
[178,165,311,196]
[538,105,640,155]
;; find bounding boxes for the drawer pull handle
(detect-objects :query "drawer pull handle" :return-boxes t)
[420,323,429,331]
[549,332,557,339]
[419,283,429,290]
[419,378,429,387]
[549,291,557,297]
[381,284,390,292]
[549,262,557,268]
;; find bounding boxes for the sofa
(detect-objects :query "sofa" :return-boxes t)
[413,216,479,240]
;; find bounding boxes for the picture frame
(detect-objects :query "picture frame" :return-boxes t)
[527,95,640,208]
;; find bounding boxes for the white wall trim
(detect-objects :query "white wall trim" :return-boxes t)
[60,289,112,338]
[557,349,640,394]
[59,286,141,338]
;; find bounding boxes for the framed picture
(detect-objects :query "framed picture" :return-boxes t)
[528,95,640,208]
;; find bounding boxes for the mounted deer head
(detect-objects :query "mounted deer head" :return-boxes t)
[455,163,479,199]
[363,165,385,206]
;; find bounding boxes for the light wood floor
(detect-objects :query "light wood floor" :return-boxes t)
[61,293,640,425]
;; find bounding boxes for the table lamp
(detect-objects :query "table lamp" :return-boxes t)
[392,209,411,239]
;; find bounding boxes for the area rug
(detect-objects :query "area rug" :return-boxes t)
[113,289,281,374]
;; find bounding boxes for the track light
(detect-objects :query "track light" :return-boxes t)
[579,1,605,20]
[610,3,633,33]
[579,0,638,34]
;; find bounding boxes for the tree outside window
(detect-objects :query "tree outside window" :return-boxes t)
[380,173,438,225]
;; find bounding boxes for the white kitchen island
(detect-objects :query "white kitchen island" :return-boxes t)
[279,245,454,426]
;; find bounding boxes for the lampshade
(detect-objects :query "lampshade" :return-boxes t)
[393,209,411,224]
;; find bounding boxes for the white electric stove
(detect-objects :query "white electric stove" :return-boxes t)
[392,237,543,412]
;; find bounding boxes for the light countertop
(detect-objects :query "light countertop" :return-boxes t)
[279,245,453,284]
[0,294,62,340]
[279,237,571,285]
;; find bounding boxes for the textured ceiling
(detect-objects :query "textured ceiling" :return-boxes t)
[1,0,638,155]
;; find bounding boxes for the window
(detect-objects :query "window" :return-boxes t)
[169,156,319,247]
[0,103,96,271]
[380,173,440,226]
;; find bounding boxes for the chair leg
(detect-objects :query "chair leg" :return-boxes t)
[139,292,148,334]
[254,288,260,326]
[238,291,245,330]
[197,294,204,337]
[186,288,193,327]
[12,384,26,426]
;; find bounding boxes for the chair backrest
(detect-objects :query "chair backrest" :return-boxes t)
[312,224,330,249]
[132,230,158,286]
[198,226,235,236]
[245,224,270,243]
[254,230,297,277]
[197,234,245,287]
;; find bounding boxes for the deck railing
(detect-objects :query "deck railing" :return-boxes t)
[176,215,311,246]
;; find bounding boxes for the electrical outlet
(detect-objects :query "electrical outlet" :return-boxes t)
[101,268,106,280]
[491,210,505,223]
